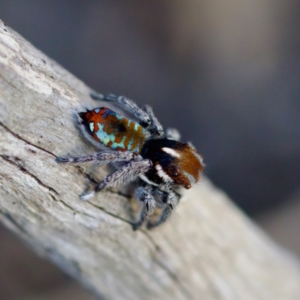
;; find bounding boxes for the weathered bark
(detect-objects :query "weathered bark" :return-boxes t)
[1,20,300,300]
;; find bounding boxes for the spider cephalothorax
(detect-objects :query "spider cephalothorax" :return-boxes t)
[57,92,204,229]
[140,139,203,189]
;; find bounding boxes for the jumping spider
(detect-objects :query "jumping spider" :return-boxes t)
[56,92,204,229]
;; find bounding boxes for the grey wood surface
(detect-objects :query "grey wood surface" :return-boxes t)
[1,20,300,300]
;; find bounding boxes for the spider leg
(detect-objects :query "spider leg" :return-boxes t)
[132,185,156,230]
[143,105,164,137]
[56,151,142,164]
[80,159,152,200]
[165,128,181,141]
[90,91,151,128]
[147,187,180,229]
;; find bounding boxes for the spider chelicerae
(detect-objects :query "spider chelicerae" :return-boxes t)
[56,92,204,229]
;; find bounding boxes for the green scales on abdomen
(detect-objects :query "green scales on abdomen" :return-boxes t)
[79,107,146,153]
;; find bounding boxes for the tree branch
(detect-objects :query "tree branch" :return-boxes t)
[1,20,300,300]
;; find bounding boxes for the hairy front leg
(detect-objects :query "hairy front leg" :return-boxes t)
[80,159,152,200]
[143,105,164,137]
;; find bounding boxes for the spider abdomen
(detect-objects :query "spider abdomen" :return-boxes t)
[79,107,146,153]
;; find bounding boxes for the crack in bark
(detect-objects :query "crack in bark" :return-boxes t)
[0,154,59,195]
[0,122,56,157]
[140,229,162,252]
[59,199,77,212]
[155,258,194,300]
[74,166,99,185]
[49,194,97,219]
[88,202,134,227]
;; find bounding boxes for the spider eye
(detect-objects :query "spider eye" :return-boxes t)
[173,172,178,177]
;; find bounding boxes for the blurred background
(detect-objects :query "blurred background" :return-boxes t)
[1,0,300,299]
